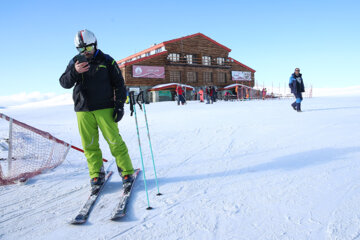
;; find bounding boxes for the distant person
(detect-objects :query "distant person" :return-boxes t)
[182,87,187,104]
[176,85,185,105]
[209,87,214,104]
[198,88,204,102]
[213,86,218,102]
[262,88,267,100]
[59,29,134,193]
[211,86,216,103]
[206,87,211,104]
[289,68,305,112]
[192,89,197,100]
[235,85,239,100]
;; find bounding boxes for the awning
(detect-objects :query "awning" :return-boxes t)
[148,83,195,91]
[218,83,253,91]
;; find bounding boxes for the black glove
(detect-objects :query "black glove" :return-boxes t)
[113,102,124,123]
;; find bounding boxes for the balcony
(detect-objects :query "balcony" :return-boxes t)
[166,57,231,69]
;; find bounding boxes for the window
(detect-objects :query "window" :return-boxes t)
[170,71,181,82]
[168,53,180,62]
[155,48,162,54]
[186,54,193,64]
[218,72,226,83]
[203,72,212,83]
[217,57,225,65]
[187,72,197,83]
[145,52,150,57]
[202,56,211,65]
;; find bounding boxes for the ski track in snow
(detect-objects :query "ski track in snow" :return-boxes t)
[0,96,360,239]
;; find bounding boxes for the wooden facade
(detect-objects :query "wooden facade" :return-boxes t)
[117,33,255,101]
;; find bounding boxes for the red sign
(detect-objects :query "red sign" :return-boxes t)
[133,65,165,79]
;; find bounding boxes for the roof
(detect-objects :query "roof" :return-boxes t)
[219,83,253,91]
[163,33,231,52]
[148,83,195,91]
[228,57,256,73]
[117,33,232,66]
[118,51,168,68]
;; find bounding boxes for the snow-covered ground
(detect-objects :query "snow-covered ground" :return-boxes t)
[0,96,360,240]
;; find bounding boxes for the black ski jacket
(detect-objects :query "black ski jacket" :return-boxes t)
[59,50,126,112]
[289,73,305,94]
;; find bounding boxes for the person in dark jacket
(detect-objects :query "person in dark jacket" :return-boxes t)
[59,29,134,191]
[289,68,305,112]
[205,87,210,104]
[209,87,214,104]
[212,86,217,102]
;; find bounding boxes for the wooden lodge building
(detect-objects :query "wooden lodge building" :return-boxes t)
[117,33,256,102]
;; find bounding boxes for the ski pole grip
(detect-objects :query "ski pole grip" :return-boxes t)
[136,92,143,110]
[130,91,135,103]
[129,91,135,116]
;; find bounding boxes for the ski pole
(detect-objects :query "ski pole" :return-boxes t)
[137,92,162,196]
[129,91,152,210]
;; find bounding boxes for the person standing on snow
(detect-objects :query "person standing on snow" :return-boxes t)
[209,87,214,104]
[192,89,197,100]
[198,88,204,102]
[289,68,305,112]
[205,87,211,104]
[262,88,267,100]
[212,86,217,102]
[235,85,239,100]
[59,29,134,192]
[176,85,185,105]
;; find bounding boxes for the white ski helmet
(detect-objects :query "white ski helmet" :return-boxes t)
[74,29,97,48]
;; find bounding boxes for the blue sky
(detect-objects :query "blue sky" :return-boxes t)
[0,0,359,97]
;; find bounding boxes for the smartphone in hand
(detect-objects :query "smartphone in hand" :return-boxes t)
[77,54,88,63]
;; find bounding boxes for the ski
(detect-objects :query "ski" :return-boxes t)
[111,168,140,220]
[69,171,113,225]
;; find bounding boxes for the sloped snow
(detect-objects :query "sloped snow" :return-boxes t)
[0,96,359,240]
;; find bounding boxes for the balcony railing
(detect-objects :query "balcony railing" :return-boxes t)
[166,57,231,68]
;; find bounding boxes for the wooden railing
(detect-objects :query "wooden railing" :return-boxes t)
[166,57,231,68]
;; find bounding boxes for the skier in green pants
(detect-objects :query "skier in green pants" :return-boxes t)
[59,29,134,190]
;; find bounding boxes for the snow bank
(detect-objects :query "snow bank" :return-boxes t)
[0,92,72,108]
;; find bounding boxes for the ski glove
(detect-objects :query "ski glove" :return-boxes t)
[113,102,124,123]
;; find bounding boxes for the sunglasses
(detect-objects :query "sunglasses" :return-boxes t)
[77,44,95,53]
[295,69,300,72]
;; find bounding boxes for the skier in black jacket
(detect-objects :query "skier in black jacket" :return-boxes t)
[59,29,134,191]
[289,68,305,112]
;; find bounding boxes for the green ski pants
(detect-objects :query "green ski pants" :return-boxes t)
[76,108,134,178]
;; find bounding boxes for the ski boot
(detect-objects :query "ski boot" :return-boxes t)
[122,174,134,184]
[117,166,134,184]
[90,167,105,194]
[291,102,297,111]
[117,166,134,191]
[122,174,134,193]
